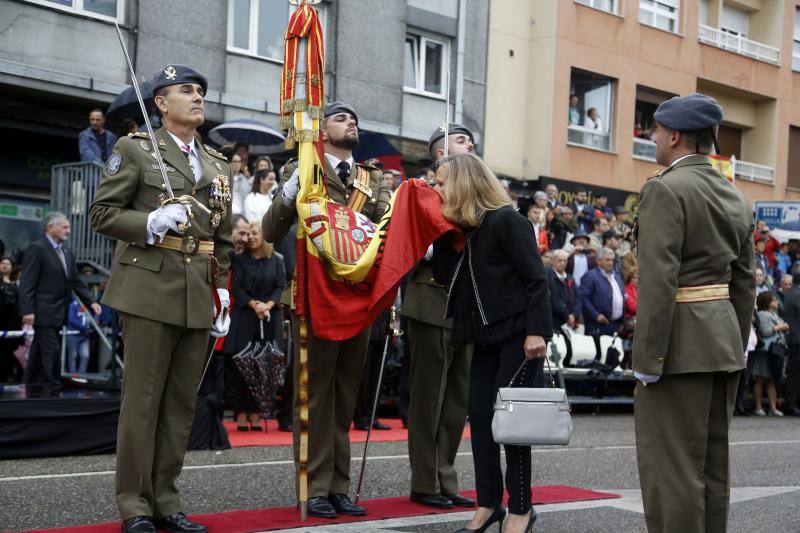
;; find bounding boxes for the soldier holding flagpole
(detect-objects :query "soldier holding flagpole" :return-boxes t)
[263,1,391,519]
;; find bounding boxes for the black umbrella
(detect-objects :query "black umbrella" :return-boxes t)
[208,119,286,155]
[232,320,286,415]
[107,79,155,121]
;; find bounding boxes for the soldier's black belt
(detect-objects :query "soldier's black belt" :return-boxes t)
[675,284,729,303]
[155,235,214,255]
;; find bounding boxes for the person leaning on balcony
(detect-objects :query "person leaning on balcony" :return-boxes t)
[584,107,603,131]
[79,108,118,163]
[633,93,756,533]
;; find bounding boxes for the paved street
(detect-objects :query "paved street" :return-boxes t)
[1,413,798,532]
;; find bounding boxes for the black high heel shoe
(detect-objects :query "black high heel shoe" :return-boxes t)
[525,508,538,532]
[453,505,506,533]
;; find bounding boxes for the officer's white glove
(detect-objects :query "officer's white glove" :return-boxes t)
[281,169,300,207]
[210,288,230,338]
[634,371,660,386]
[146,203,189,244]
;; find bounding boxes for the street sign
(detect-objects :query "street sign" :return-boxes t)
[754,201,800,228]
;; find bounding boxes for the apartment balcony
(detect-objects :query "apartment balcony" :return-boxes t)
[698,25,780,65]
[568,125,611,152]
[793,54,800,72]
[734,159,774,184]
[632,137,656,162]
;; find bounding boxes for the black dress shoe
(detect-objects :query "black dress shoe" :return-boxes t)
[307,496,338,518]
[454,505,505,533]
[329,493,367,516]
[443,492,475,507]
[411,491,454,508]
[784,406,800,416]
[154,512,207,533]
[372,419,391,430]
[122,516,156,533]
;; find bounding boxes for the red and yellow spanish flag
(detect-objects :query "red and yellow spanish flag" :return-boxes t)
[709,154,735,184]
[283,5,463,341]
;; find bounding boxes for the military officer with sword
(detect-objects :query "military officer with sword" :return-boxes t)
[90,26,233,533]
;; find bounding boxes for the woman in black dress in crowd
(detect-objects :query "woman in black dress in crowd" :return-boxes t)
[0,257,22,383]
[434,154,552,533]
[223,222,286,431]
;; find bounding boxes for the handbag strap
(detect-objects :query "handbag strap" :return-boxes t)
[507,352,557,390]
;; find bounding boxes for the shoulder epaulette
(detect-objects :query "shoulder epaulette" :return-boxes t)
[646,167,666,181]
[204,145,228,161]
[358,163,380,173]
[131,131,150,139]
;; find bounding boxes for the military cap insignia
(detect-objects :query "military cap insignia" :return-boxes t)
[164,65,177,80]
[107,154,122,175]
[438,123,447,132]
[139,140,151,152]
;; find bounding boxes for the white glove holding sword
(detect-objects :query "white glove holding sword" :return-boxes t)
[145,203,190,244]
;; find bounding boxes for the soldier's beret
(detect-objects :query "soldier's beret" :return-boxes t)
[653,93,723,132]
[152,64,208,95]
[428,123,475,152]
[324,101,358,125]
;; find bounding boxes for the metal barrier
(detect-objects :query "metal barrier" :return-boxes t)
[50,161,115,276]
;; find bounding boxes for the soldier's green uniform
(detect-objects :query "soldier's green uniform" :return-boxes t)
[633,94,755,533]
[90,83,232,520]
[402,262,471,498]
[262,126,390,506]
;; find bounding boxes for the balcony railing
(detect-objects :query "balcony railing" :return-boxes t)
[793,54,800,72]
[568,125,611,152]
[633,137,656,162]
[698,24,780,65]
[734,159,774,184]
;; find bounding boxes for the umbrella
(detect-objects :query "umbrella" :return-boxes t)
[771,220,800,243]
[231,320,287,415]
[107,79,155,121]
[353,132,400,161]
[208,119,286,155]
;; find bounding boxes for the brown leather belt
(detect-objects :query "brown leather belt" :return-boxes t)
[675,284,729,303]
[154,235,214,255]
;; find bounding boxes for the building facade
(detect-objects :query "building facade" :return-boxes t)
[0,0,488,253]
[484,0,800,208]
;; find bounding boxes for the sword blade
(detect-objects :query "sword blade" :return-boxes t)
[443,68,451,158]
[113,22,175,200]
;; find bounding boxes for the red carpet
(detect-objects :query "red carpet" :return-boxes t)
[31,486,620,533]
[225,418,472,447]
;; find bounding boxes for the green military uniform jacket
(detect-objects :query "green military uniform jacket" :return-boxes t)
[401,262,451,329]
[263,156,391,307]
[633,154,756,375]
[90,127,233,329]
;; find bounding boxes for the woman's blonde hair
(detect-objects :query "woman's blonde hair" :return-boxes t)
[248,222,274,259]
[438,153,513,229]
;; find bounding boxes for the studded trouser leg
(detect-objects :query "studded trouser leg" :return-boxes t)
[469,332,543,514]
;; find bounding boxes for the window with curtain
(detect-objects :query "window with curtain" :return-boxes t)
[403,32,450,98]
[23,0,122,21]
[227,0,325,62]
[639,0,680,33]
[575,0,618,15]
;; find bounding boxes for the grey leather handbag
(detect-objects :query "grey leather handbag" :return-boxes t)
[491,357,572,446]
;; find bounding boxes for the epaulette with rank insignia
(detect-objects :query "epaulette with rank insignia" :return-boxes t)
[131,131,150,139]
[204,145,228,161]
[647,167,666,181]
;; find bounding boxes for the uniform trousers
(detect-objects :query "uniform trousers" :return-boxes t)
[469,331,543,515]
[635,371,740,533]
[785,343,800,412]
[22,325,61,390]
[407,319,470,494]
[115,313,209,520]
[291,314,369,498]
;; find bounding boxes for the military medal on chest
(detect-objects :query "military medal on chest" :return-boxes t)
[208,173,231,230]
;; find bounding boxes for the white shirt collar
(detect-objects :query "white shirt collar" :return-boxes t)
[667,153,696,170]
[45,234,60,249]
[166,130,197,157]
[324,153,354,171]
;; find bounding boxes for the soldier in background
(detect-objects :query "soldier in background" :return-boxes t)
[90,64,233,533]
[633,93,756,532]
[402,124,476,510]
[263,102,391,519]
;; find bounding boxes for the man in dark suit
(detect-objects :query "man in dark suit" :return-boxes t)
[783,266,800,416]
[579,248,624,337]
[569,188,595,233]
[547,249,578,331]
[19,211,101,394]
